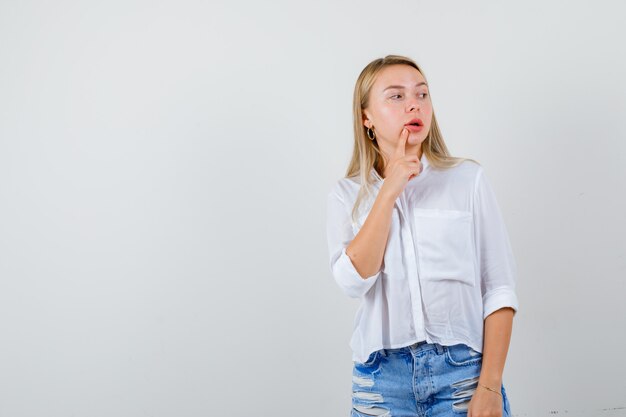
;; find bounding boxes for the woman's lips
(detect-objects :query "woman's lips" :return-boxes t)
[405,124,423,132]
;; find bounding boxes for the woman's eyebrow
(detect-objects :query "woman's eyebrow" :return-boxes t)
[383,82,428,92]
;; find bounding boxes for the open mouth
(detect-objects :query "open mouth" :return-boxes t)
[405,118,423,127]
[405,118,424,132]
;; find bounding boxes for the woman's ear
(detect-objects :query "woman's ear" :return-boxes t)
[362,112,372,129]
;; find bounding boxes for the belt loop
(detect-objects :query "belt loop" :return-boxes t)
[381,348,387,357]
[436,343,445,355]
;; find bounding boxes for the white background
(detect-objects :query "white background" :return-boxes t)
[1,1,625,416]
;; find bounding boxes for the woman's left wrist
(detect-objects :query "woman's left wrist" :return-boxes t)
[478,383,503,397]
[478,375,502,390]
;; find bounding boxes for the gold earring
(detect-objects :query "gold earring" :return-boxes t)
[367,127,376,140]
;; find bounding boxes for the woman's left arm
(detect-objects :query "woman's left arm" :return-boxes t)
[479,307,515,390]
[468,307,515,417]
[468,167,519,416]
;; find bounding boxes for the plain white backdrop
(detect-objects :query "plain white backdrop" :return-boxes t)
[1,1,625,416]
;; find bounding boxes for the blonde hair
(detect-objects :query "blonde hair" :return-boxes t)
[347,55,479,223]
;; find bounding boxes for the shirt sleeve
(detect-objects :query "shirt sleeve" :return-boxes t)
[326,186,381,298]
[473,168,520,320]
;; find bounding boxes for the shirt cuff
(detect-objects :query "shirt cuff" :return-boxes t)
[333,247,381,298]
[482,287,519,320]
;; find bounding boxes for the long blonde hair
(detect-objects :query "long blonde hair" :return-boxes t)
[347,55,479,223]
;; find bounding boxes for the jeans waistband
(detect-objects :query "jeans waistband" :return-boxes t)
[381,340,445,356]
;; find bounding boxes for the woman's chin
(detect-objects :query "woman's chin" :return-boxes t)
[407,136,421,146]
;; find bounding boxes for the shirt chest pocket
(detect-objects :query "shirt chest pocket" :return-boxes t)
[412,208,476,287]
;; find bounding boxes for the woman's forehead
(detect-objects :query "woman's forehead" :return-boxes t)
[375,65,426,90]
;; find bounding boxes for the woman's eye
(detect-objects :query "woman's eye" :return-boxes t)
[390,93,428,99]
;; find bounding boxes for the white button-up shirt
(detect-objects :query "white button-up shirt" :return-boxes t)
[326,152,519,364]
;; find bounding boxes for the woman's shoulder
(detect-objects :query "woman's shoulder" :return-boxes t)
[329,169,380,194]
[327,175,361,202]
[452,156,482,173]
[431,156,483,184]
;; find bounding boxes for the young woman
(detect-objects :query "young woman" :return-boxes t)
[326,55,519,417]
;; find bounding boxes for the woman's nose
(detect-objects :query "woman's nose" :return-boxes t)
[406,100,419,112]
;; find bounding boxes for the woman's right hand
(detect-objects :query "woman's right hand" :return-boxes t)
[380,127,423,201]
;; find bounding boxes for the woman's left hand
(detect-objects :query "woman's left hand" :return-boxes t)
[467,386,503,417]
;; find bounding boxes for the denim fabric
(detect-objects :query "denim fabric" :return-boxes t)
[350,341,511,417]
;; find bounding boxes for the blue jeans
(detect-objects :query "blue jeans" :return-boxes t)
[351,341,511,417]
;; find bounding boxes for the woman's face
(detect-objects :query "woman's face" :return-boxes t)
[363,64,433,157]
